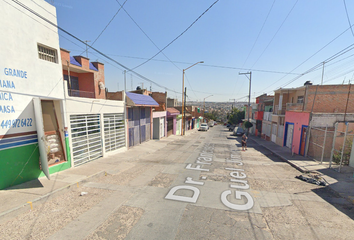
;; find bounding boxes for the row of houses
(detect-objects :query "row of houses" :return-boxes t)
[0,0,203,190]
[247,81,354,166]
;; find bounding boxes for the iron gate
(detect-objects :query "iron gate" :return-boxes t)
[104,113,125,152]
[70,114,102,166]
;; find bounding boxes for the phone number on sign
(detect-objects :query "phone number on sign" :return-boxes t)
[1,118,33,129]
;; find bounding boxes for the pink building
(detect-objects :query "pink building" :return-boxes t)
[284,111,310,155]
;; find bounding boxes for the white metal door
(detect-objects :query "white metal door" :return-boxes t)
[271,123,277,143]
[70,114,102,166]
[104,113,125,152]
[286,124,293,149]
[160,117,165,138]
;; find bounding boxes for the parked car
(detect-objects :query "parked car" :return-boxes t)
[208,120,214,127]
[228,124,236,131]
[199,123,209,131]
[233,127,244,136]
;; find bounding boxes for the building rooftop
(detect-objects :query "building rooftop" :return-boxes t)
[126,92,159,107]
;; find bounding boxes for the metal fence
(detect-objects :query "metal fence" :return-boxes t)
[306,122,354,172]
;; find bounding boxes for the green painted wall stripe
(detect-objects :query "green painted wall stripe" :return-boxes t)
[0,143,41,190]
[1,136,72,190]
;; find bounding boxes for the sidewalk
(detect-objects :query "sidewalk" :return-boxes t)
[2,129,354,224]
[0,129,197,224]
[249,135,354,205]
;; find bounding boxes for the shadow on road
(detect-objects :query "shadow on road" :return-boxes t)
[311,186,354,221]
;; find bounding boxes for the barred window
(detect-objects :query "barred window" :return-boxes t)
[297,96,304,103]
[38,44,58,63]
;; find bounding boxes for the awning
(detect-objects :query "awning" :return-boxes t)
[167,108,180,116]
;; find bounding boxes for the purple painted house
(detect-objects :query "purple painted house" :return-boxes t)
[126,92,159,148]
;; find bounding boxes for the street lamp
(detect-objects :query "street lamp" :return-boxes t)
[203,95,213,121]
[182,61,204,135]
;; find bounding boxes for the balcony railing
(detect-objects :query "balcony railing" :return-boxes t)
[273,105,286,115]
[286,102,303,111]
[263,112,272,121]
[68,89,95,98]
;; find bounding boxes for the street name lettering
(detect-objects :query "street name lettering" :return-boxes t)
[220,152,254,210]
[165,143,214,203]
[165,144,254,211]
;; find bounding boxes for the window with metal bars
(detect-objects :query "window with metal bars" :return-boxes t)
[38,44,58,63]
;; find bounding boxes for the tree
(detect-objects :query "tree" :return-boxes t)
[244,121,253,129]
[228,108,245,125]
[204,110,219,121]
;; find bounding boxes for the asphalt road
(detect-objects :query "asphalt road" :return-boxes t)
[2,125,354,240]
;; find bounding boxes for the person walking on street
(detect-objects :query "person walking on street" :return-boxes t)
[241,133,248,151]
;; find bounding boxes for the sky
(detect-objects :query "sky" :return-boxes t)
[49,0,354,103]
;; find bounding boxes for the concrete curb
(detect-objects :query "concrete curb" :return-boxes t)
[249,138,306,173]
[249,138,354,206]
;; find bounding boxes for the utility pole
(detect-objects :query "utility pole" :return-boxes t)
[183,87,187,135]
[239,72,252,123]
[181,61,203,135]
[229,99,236,109]
[124,70,126,92]
[203,95,213,121]
[321,62,325,85]
[84,40,91,58]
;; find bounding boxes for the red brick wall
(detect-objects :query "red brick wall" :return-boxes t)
[93,62,105,99]
[74,56,90,70]
[151,92,166,104]
[79,73,95,93]
[61,48,106,100]
[305,85,354,113]
[60,49,70,64]
[107,92,123,100]
[151,92,166,110]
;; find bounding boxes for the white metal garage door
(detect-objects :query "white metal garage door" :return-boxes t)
[286,124,294,149]
[70,114,102,166]
[160,117,165,138]
[104,113,126,152]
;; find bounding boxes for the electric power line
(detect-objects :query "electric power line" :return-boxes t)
[79,0,129,56]
[250,0,298,69]
[256,24,354,95]
[343,0,354,38]
[130,0,220,71]
[278,43,354,88]
[10,0,181,95]
[113,0,198,98]
[242,0,276,67]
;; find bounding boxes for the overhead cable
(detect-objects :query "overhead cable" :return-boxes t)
[250,0,298,69]
[10,0,181,94]
[79,0,129,56]
[113,0,198,98]
[343,0,354,38]
[242,0,276,67]
[130,0,220,71]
